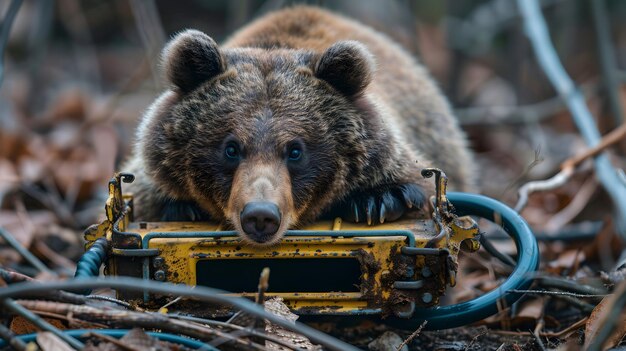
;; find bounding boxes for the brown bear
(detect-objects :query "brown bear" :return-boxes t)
[124,6,475,245]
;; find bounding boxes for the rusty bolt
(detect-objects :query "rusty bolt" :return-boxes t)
[392,301,416,318]
[154,270,166,281]
[421,292,433,304]
[404,267,414,278]
[153,257,165,268]
[421,266,432,278]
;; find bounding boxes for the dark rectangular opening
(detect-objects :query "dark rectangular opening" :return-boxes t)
[196,258,362,293]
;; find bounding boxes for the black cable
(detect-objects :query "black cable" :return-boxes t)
[479,234,517,267]
[0,227,55,276]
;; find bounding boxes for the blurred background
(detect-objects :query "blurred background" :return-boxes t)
[0,1,625,343]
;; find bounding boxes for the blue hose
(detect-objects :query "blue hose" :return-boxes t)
[74,237,108,294]
[392,192,540,330]
[0,329,217,350]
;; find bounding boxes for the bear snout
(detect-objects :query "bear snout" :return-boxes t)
[240,201,282,243]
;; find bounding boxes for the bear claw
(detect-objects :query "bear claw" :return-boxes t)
[161,199,211,221]
[336,183,426,225]
[379,203,387,224]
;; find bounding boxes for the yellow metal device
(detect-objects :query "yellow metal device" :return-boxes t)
[84,169,480,318]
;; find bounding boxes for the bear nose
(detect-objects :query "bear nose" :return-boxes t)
[240,202,281,242]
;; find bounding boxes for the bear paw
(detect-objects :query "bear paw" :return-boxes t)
[342,184,427,225]
[160,199,211,222]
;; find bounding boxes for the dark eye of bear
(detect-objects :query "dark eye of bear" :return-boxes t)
[225,142,240,160]
[288,147,302,161]
[286,141,305,163]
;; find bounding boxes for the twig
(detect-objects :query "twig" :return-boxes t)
[20,183,77,228]
[256,267,270,304]
[170,314,306,351]
[398,320,427,351]
[445,0,564,54]
[16,300,267,350]
[0,267,34,284]
[508,289,607,299]
[513,121,623,213]
[159,296,183,310]
[457,82,596,125]
[129,0,166,89]
[250,267,270,346]
[543,177,597,233]
[514,167,574,213]
[28,309,108,329]
[80,58,151,130]
[532,318,547,351]
[0,227,55,276]
[560,123,626,171]
[86,295,134,310]
[0,268,86,304]
[57,0,102,92]
[83,332,142,351]
[517,0,626,239]
[0,0,22,89]
[33,240,77,273]
[505,147,544,197]
[591,0,624,125]
[3,298,84,349]
[464,327,488,351]
[543,317,587,338]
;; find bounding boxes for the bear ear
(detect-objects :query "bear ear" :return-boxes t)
[314,41,375,96]
[162,29,226,93]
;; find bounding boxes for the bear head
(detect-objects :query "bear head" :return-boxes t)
[139,29,379,245]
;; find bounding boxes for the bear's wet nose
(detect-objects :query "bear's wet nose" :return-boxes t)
[240,202,281,242]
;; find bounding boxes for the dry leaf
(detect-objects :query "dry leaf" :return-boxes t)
[546,249,585,275]
[90,124,118,178]
[0,158,19,199]
[42,89,88,123]
[265,297,321,350]
[0,210,57,249]
[36,332,74,351]
[584,281,626,350]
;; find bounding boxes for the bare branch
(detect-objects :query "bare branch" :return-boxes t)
[517,0,626,238]
[0,0,22,89]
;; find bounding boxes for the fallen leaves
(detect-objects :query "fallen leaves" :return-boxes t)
[584,281,626,351]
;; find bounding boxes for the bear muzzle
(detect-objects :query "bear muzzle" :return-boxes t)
[240,201,282,243]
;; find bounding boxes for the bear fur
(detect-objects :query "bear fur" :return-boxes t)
[124,6,475,245]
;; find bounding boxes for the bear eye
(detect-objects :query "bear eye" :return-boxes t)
[288,146,303,161]
[225,143,240,160]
